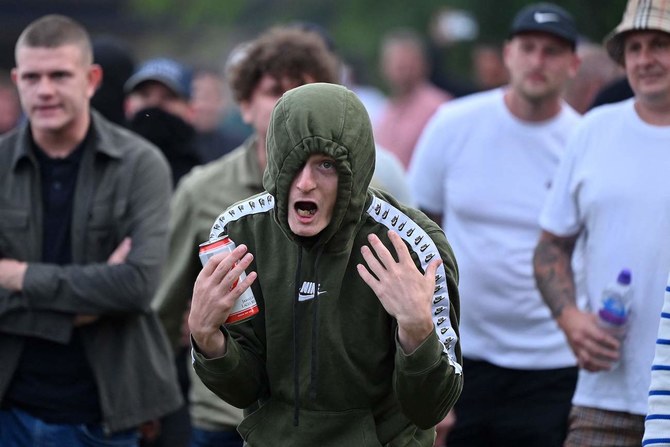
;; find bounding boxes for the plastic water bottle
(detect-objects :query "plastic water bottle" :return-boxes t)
[597,269,632,366]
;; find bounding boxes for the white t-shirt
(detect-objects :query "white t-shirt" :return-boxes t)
[409,88,580,369]
[540,98,670,415]
[372,145,415,207]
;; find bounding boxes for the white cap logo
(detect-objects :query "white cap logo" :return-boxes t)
[534,11,560,23]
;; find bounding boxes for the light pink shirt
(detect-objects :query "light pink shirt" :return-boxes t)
[374,82,451,169]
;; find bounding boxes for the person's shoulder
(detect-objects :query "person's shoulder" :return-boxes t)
[365,189,441,235]
[421,82,452,102]
[453,87,502,107]
[363,190,450,267]
[0,127,21,162]
[93,115,174,188]
[375,145,404,172]
[208,191,275,241]
[179,144,248,192]
[577,98,633,131]
[560,101,581,122]
[433,88,502,121]
[92,112,163,158]
[584,98,632,119]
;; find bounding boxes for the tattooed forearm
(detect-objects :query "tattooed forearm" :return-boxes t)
[533,232,578,319]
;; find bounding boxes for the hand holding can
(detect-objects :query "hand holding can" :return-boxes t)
[189,241,257,358]
[198,236,259,324]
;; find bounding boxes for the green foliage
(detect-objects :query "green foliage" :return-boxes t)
[126,0,630,83]
[130,0,247,27]
[128,0,627,41]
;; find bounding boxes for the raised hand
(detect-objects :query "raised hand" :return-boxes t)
[357,230,441,352]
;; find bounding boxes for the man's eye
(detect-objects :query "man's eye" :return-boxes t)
[625,43,641,53]
[544,46,563,56]
[322,160,334,169]
[520,43,534,53]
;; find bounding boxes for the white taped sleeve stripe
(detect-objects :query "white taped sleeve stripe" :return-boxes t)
[366,195,462,375]
[209,192,275,241]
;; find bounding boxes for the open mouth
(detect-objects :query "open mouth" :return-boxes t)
[295,201,317,217]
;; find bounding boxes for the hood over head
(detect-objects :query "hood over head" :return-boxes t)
[264,83,375,250]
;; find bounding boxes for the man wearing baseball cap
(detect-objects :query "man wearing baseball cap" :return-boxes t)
[533,0,670,444]
[124,58,203,446]
[409,3,580,446]
[124,57,201,186]
[509,2,578,49]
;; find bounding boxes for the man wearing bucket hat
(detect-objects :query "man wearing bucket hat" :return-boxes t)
[533,0,670,444]
[409,3,581,445]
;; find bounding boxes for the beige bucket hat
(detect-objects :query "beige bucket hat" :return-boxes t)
[605,0,670,64]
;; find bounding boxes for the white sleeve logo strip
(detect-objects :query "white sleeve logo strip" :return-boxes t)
[209,193,275,241]
[366,195,462,375]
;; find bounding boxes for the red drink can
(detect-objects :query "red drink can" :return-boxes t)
[198,236,259,324]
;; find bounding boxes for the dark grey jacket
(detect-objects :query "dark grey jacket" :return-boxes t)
[0,111,183,433]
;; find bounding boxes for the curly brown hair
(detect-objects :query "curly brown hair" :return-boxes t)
[227,26,340,103]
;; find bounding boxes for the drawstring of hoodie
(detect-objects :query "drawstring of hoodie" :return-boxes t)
[292,245,325,426]
[292,247,303,427]
[309,247,324,401]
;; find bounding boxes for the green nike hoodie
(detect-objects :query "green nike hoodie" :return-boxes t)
[193,83,462,446]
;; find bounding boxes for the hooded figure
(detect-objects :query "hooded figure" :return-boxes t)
[191,83,462,446]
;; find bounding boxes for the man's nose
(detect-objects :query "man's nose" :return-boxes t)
[295,166,316,191]
[637,45,656,66]
[528,49,547,67]
[143,93,164,109]
[36,77,55,96]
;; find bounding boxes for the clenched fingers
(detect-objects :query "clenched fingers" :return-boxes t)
[191,245,257,333]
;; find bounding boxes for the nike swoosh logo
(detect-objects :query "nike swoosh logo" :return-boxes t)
[534,12,560,23]
[298,290,327,301]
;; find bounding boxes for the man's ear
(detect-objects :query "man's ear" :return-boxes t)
[567,52,581,80]
[87,64,103,98]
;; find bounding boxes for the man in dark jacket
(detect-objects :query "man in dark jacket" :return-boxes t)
[0,14,182,446]
[188,83,462,446]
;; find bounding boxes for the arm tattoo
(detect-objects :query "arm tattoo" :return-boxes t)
[533,233,578,318]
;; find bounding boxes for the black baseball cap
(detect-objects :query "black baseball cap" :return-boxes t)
[509,2,578,48]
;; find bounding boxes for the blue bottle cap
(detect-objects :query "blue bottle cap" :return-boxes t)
[617,269,631,285]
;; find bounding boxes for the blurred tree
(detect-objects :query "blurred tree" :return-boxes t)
[127,0,627,88]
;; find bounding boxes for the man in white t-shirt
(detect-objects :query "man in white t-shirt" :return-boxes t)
[408,3,580,446]
[533,0,670,444]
